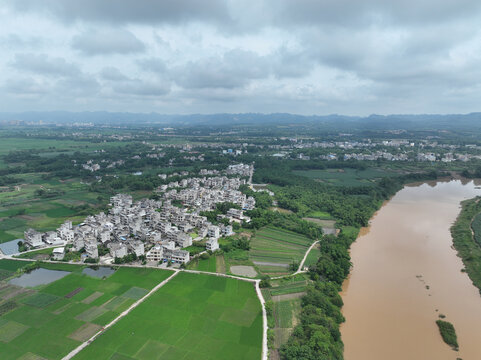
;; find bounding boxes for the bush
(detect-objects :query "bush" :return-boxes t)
[259,279,271,288]
[436,320,458,351]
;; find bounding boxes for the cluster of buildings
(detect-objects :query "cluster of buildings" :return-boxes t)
[344,152,409,161]
[159,176,255,212]
[22,165,256,266]
[81,160,101,172]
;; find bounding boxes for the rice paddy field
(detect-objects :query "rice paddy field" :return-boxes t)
[293,167,396,187]
[0,261,172,360]
[249,227,315,275]
[73,272,263,360]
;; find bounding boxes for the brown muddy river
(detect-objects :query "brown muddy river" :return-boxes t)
[341,179,481,360]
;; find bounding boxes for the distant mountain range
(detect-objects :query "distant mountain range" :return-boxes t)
[1,111,481,131]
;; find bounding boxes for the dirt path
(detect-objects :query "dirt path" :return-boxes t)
[255,280,268,360]
[253,261,289,268]
[297,240,320,272]
[216,254,226,274]
[271,292,306,302]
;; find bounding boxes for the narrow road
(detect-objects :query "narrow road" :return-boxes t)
[296,240,320,274]
[269,240,320,280]
[255,280,269,360]
[62,270,179,360]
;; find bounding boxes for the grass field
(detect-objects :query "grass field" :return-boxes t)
[0,138,128,158]
[0,262,172,360]
[264,276,307,355]
[249,227,315,275]
[293,167,396,187]
[0,174,105,243]
[186,254,218,272]
[305,210,333,220]
[73,272,263,360]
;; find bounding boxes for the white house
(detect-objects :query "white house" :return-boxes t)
[108,243,128,258]
[207,225,220,239]
[146,245,163,262]
[206,238,219,252]
[52,247,65,260]
[128,240,145,257]
[24,229,43,248]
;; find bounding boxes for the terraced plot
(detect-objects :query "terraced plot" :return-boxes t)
[263,276,308,357]
[0,262,172,360]
[73,272,263,360]
[249,227,315,275]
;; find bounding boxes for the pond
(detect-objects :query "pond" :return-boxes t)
[0,239,22,255]
[9,268,70,287]
[82,266,116,278]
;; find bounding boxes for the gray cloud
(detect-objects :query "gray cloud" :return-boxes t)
[175,49,269,89]
[4,77,47,95]
[138,58,167,74]
[0,34,43,48]
[11,53,80,77]
[72,29,145,55]
[11,0,230,25]
[100,67,129,81]
[113,79,170,96]
[2,0,481,114]
[273,0,481,27]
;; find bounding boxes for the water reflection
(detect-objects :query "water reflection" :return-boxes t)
[82,266,116,278]
[9,268,70,287]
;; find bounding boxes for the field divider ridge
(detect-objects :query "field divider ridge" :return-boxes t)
[61,269,180,360]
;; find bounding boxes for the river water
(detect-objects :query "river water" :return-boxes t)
[340,179,481,360]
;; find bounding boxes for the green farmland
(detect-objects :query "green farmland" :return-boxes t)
[0,175,104,243]
[262,275,309,356]
[249,227,315,275]
[303,243,321,268]
[73,272,263,360]
[0,262,172,360]
[293,167,396,187]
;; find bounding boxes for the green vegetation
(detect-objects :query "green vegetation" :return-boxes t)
[305,210,334,220]
[0,261,172,360]
[0,259,33,272]
[304,243,322,268]
[72,272,263,360]
[14,247,54,259]
[471,212,481,247]
[186,253,218,272]
[436,320,459,351]
[249,226,316,275]
[293,167,396,187]
[450,197,481,292]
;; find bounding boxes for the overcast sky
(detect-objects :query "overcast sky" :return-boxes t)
[1,0,481,115]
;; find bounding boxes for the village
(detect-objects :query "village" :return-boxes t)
[20,164,256,267]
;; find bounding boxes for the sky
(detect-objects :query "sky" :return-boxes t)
[1,0,481,115]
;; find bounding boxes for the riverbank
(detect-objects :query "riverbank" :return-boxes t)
[451,196,481,293]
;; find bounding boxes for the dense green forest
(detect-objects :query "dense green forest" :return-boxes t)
[450,197,481,294]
